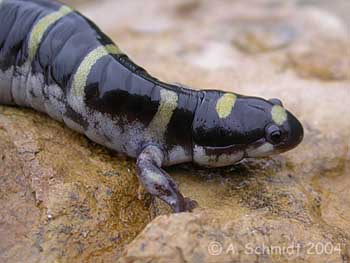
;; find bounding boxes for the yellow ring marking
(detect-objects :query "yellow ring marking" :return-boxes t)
[28,6,73,61]
[216,93,237,119]
[72,44,121,98]
[271,105,287,125]
[147,89,178,140]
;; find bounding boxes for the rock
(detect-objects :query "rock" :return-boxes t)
[286,7,350,81]
[233,23,297,54]
[0,119,41,262]
[174,0,201,18]
[185,42,237,70]
[0,107,151,262]
[119,212,348,263]
[287,39,350,81]
[295,7,349,40]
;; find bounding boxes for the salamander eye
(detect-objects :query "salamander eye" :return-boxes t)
[266,124,283,144]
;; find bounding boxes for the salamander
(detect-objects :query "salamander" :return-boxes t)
[0,0,304,212]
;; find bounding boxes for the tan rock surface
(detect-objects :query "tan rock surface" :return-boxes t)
[0,107,151,262]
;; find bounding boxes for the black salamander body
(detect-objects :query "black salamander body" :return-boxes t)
[0,0,304,212]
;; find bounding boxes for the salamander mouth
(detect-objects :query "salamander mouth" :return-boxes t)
[244,138,283,158]
[199,143,247,155]
[197,135,287,158]
[193,135,291,167]
[195,138,269,156]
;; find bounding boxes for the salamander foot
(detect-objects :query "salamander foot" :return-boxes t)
[136,145,197,213]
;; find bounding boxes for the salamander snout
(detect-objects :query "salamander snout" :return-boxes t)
[273,109,304,152]
[246,103,304,158]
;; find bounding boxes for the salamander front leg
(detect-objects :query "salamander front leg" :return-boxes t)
[136,145,197,213]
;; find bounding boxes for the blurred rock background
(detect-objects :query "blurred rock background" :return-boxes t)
[0,0,349,262]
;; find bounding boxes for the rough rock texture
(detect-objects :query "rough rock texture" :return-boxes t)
[0,107,151,262]
[119,212,349,263]
[1,0,350,262]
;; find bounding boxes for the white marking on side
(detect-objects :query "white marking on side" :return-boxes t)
[216,152,244,167]
[167,146,191,165]
[11,63,31,107]
[3,63,67,120]
[246,142,274,157]
[193,144,244,167]
[63,116,85,134]
[44,83,66,121]
[84,112,145,158]
[193,145,211,165]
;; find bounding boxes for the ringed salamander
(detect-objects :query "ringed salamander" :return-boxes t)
[0,0,304,212]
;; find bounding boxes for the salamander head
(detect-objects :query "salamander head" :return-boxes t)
[192,91,303,167]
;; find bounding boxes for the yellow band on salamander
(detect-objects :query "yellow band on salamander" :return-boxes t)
[72,44,121,98]
[28,6,73,61]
